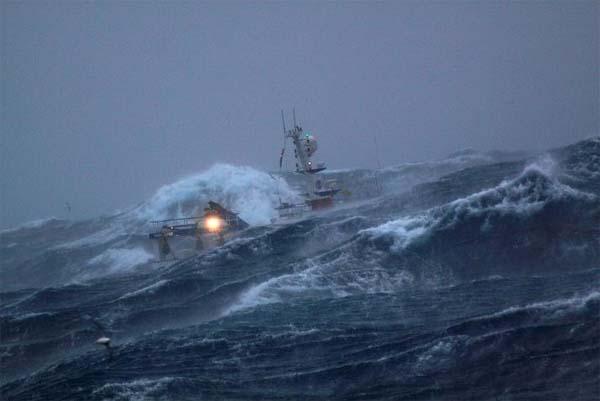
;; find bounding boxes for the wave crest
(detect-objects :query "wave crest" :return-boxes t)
[366,158,596,250]
[133,164,299,226]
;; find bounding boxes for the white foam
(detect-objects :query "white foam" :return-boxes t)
[483,290,599,321]
[0,217,59,235]
[444,156,592,217]
[12,312,54,321]
[226,276,284,314]
[132,164,300,226]
[382,151,493,173]
[92,377,180,401]
[87,247,153,273]
[118,280,170,300]
[55,164,295,250]
[55,226,126,249]
[415,336,463,373]
[364,157,595,250]
[225,249,415,315]
[361,215,432,251]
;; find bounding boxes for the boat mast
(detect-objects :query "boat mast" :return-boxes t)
[283,109,315,174]
[279,109,339,210]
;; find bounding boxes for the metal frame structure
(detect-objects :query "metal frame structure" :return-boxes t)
[148,201,248,261]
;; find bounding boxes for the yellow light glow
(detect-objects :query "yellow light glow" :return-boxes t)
[204,216,222,232]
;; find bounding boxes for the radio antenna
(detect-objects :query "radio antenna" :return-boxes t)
[373,135,383,195]
[279,110,287,170]
[281,110,287,134]
[293,107,297,127]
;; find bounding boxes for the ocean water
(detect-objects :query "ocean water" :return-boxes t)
[1,138,599,400]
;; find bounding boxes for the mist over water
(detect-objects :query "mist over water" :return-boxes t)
[1,137,598,400]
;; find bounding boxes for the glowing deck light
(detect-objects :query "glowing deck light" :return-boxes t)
[204,216,223,232]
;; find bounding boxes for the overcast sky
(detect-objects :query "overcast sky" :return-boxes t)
[1,1,598,227]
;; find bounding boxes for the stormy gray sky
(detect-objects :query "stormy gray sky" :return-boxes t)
[1,1,598,227]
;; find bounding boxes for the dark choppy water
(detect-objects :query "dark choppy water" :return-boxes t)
[1,138,599,400]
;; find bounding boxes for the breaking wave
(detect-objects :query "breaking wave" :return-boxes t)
[362,157,599,276]
[1,137,599,401]
[0,164,302,285]
[223,154,600,315]
[132,164,299,225]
